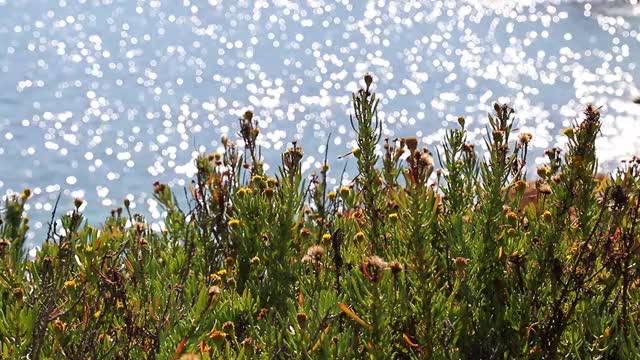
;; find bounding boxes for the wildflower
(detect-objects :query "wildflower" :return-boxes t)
[535,179,552,195]
[404,137,418,152]
[327,191,337,200]
[0,238,11,254]
[536,167,551,178]
[208,330,227,342]
[74,197,84,209]
[94,310,102,319]
[561,127,574,137]
[570,155,584,166]
[216,269,227,277]
[12,287,23,300]
[222,321,235,334]
[250,256,260,265]
[208,286,221,297]
[266,177,278,187]
[454,257,470,276]
[64,279,77,289]
[300,227,312,239]
[251,175,264,184]
[139,237,149,247]
[518,132,532,145]
[419,151,434,168]
[199,340,212,354]
[303,245,325,264]
[228,219,240,227]
[352,147,361,157]
[541,210,552,222]
[225,256,235,267]
[240,337,256,348]
[388,213,398,222]
[339,186,351,197]
[322,233,332,243]
[361,256,388,283]
[237,187,251,197]
[355,231,365,241]
[462,143,475,153]
[52,319,67,333]
[364,73,373,89]
[263,187,274,198]
[123,198,130,208]
[514,179,528,192]
[256,308,268,320]
[457,116,465,127]
[297,312,308,329]
[389,261,403,275]
[21,188,31,200]
[506,211,518,225]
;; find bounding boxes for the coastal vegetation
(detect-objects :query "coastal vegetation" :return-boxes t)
[1,75,639,359]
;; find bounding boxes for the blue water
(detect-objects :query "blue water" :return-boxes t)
[1,0,639,246]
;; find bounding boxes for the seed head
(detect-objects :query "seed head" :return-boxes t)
[361,256,388,283]
[364,73,373,89]
[389,261,403,275]
[404,137,418,152]
[73,198,84,209]
[518,132,532,145]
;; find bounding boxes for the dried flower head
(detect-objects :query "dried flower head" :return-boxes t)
[297,312,308,329]
[535,179,552,195]
[361,256,388,283]
[518,132,532,145]
[404,137,418,152]
[389,261,403,275]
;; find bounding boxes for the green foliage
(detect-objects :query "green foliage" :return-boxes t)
[1,76,639,359]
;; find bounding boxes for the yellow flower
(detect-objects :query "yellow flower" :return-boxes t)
[388,213,398,222]
[536,167,551,178]
[64,279,77,289]
[322,233,332,243]
[94,310,102,319]
[228,219,240,227]
[327,191,337,200]
[352,148,361,157]
[562,127,574,137]
[514,179,528,192]
[266,177,278,187]
[355,231,365,241]
[216,269,227,276]
[541,210,552,222]
[506,211,518,222]
[250,256,260,265]
[339,186,350,197]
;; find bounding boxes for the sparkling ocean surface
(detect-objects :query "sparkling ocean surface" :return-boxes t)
[1,0,639,247]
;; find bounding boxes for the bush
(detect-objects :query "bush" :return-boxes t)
[1,75,639,359]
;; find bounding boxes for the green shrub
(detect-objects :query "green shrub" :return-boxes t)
[1,75,639,359]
